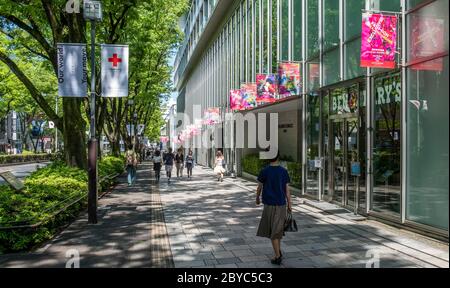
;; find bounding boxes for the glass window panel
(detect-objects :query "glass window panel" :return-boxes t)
[262,0,268,73]
[293,0,302,61]
[281,0,289,60]
[407,0,429,10]
[322,91,329,197]
[323,0,339,51]
[272,0,278,72]
[372,73,401,215]
[256,0,260,73]
[370,0,400,12]
[406,0,449,64]
[323,48,340,85]
[406,56,449,230]
[307,0,319,59]
[307,91,321,197]
[307,59,320,91]
[345,38,365,80]
[345,0,365,41]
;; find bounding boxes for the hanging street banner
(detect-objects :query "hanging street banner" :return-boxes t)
[360,13,397,69]
[240,83,257,109]
[278,62,301,98]
[230,89,243,110]
[160,136,169,143]
[203,107,221,125]
[256,74,278,104]
[57,43,87,97]
[101,44,129,97]
[410,15,445,71]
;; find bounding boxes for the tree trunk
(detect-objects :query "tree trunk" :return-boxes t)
[63,98,87,170]
[111,137,121,157]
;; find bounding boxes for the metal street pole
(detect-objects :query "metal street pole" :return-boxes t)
[88,19,98,224]
[55,94,58,153]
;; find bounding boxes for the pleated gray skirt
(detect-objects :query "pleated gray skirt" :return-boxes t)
[256,205,287,240]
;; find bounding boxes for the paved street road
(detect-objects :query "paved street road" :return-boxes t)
[0,162,50,184]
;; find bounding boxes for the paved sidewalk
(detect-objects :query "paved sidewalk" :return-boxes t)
[0,163,447,268]
[158,165,449,268]
[0,162,171,268]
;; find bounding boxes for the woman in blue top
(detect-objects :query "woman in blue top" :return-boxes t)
[256,151,292,265]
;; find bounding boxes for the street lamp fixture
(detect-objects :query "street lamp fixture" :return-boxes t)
[83,1,103,21]
[84,0,102,224]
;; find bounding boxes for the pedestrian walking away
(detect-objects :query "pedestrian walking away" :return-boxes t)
[255,151,292,265]
[175,148,184,178]
[163,147,175,183]
[153,150,162,182]
[125,145,138,186]
[213,150,226,182]
[185,149,195,179]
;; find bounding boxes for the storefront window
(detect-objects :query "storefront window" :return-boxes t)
[307,91,321,197]
[406,0,449,231]
[372,73,401,215]
[322,91,330,198]
[406,56,449,230]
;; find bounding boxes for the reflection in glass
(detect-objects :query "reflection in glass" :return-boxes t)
[372,73,401,215]
[306,91,320,197]
[406,56,449,230]
[332,121,344,203]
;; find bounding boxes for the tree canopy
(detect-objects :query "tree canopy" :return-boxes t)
[0,0,188,165]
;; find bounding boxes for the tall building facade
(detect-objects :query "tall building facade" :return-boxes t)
[174,0,449,238]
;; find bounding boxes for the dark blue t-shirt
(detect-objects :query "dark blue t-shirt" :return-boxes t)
[257,165,291,206]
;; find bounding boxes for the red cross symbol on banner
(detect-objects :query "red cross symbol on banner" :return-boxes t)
[108,53,122,68]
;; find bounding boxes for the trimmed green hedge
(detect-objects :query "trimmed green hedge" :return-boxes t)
[242,154,269,176]
[0,154,54,165]
[0,156,124,254]
[242,154,301,189]
[286,162,302,189]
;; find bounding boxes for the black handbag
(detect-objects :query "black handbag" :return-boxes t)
[284,211,298,232]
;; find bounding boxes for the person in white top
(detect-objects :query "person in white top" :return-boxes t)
[213,150,226,182]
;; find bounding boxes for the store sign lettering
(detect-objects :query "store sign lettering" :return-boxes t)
[332,91,358,114]
[376,78,401,105]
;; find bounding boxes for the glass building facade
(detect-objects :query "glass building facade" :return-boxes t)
[174,0,449,238]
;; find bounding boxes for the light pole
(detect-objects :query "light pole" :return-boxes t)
[84,1,103,224]
[55,94,58,153]
[127,99,134,148]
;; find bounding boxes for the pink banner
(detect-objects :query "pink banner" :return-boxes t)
[240,83,257,109]
[160,136,168,143]
[360,13,397,69]
[256,74,278,104]
[410,15,445,71]
[230,89,243,110]
[203,107,221,125]
[278,62,301,98]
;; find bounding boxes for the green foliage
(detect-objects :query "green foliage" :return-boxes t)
[0,156,124,253]
[242,154,269,176]
[287,162,302,189]
[0,153,53,164]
